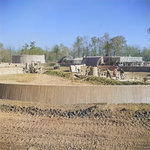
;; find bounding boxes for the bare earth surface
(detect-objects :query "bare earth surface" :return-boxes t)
[0,72,150,149]
[0,100,150,150]
[0,74,90,85]
[0,71,150,85]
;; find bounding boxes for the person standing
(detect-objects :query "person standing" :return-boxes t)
[106,68,111,79]
[113,68,117,77]
[98,67,101,77]
[120,68,124,79]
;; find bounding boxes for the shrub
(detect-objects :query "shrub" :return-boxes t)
[44,70,72,79]
[45,70,150,85]
[85,77,149,85]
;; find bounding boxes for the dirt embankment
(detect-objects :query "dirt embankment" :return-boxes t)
[0,104,150,121]
[0,101,150,150]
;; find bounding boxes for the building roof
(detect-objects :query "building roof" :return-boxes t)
[103,56,142,63]
[120,57,142,62]
[57,56,73,63]
[74,58,83,61]
[81,56,102,66]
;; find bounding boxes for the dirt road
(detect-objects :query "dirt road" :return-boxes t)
[0,101,150,150]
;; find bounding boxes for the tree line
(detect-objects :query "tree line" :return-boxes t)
[0,33,150,63]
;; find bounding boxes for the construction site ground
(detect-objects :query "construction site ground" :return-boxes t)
[0,100,150,150]
[0,66,150,149]
[0,66,150,85]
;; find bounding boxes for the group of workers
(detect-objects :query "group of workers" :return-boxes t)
[85,66,125,79]
[106,67,125,79]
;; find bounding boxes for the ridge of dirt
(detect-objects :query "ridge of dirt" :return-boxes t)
[0,101,150,150]
[0,104,150,122]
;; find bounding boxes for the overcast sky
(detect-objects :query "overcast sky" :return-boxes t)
[0,0,150,50]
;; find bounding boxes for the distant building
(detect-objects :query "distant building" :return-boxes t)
[58,56,143,67]
[57,56,83,65]
[82,56,143,66]
[103,56,142,66]
[73,58,83,64]
[57,56,74,64]
[12,55,45,63]
[81,56,104,66]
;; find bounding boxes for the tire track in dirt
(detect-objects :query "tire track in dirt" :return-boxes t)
[0,110,150,150]
[0,103,150,150]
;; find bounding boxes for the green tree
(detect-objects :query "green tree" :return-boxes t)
[44,45,50,63]
[0,43,3,50]
[141,47,150,61]
[0,43,12,62]
[82,36,90,57]
[59,43,69,56]
[68,47,76,58]
[91,36,97,56]
[73,36,83,57]
[110,36,126,56]
[47,44,70,62]
[97,37,104,56]
[19,42,45,55]
[53,45,60,60]
[20,43,29,55]
[103,33,111,56]
[121,45,140,57]
[30,41,35,48]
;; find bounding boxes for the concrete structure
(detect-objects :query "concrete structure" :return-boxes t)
[0,68,23,75]
[99,65,150,72]
[12,55,45,63]
[0,63,24,75]
[0,63,11,68]
[70,65,84,73]
[90,67,98,76]
[0,83,150,104]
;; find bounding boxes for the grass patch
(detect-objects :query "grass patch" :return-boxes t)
[41,62,56,67]
[0,74,38,82]
[44,70,73,79]
[60,66,70,72]
[45,70,150,85]
[85,76,150,85]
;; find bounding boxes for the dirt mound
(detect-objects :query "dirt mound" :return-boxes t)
[1,104,150,121]
[0,102,150,150]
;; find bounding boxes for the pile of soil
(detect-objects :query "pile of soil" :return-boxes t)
[0,101,150,150]
[0,104,150,122]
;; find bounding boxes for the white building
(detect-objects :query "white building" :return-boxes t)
[12,55,45,63]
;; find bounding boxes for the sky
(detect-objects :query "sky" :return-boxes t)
[0,0,150,51]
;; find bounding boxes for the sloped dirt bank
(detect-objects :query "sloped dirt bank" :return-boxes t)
[0,100,150,150]
[0,104,150,121]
